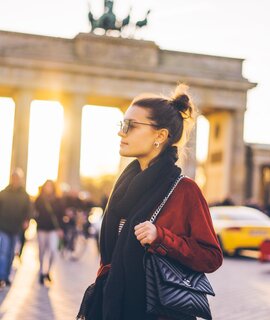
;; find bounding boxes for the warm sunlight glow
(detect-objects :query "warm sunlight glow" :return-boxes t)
[80,105,123,177]
[25,219,37,240]
[26,100,64,196]
[0,98,15,191]
[196,115,210,163]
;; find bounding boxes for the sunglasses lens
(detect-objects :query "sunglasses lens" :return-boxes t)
[119,120,129,134]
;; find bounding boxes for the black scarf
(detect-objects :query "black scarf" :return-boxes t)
[99,147,181,320]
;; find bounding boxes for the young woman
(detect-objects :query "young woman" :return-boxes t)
[35,180,64,285]
[78,84,223,320]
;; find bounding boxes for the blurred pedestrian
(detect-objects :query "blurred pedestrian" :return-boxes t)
[62,188,84,212]
[77,84,223,320]
[17,216,32,261]
[0,168,31,288]
[214,197,235,206]
[34,180,64,285]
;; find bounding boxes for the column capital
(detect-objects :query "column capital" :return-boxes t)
[11,89,35,102]
[60,93,88,109]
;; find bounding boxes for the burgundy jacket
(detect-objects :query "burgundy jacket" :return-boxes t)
[150,177,223,273]
[98,177,222,276]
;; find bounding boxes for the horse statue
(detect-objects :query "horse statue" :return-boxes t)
[88,0,117,33]
[121,8,132,32]
[87,0,151,37]
[135,9,151,30]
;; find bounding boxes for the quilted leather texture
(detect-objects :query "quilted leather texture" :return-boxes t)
[155,254,215,296]
[144,252,214,320]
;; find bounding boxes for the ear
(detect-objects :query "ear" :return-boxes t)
[156,128,169,144]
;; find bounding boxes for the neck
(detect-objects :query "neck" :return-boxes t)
[138,158,149,171]
[10,185,21,190]
[137,150,161,171]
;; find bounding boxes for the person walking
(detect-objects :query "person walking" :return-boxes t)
[34,180,64,285]
[0,168,31,288]
[77,84,223,320]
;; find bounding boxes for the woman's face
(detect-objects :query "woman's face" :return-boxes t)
[43,181,55,196]
[118,105,161,161]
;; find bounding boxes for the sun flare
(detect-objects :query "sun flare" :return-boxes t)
[80,105,123,178]
[196,115,210,163]
[26,100,64,196]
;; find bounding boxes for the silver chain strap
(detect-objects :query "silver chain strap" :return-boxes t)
[149,174,185,224]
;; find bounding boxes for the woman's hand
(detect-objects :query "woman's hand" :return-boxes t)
[134,221,157,246]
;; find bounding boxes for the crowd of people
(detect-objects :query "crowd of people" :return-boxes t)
[0,169,99,289]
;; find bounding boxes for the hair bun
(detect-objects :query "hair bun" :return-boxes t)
[171,94,190,113]
[171,94,192,119]
[169,84,194,119]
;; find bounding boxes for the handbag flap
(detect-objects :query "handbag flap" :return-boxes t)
[152,253,215,296]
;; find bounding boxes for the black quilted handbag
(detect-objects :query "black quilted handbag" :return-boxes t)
[144,252,215,319]
[144,174,215,320]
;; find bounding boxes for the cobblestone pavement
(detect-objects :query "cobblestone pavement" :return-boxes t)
[207,253,270,320]
[0,238,100,320]
[1,240,270,320]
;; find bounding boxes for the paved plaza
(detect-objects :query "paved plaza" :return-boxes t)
[0,239,100,320]
[208,254,270,319]
[0,239,270,320]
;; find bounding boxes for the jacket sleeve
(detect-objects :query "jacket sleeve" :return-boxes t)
[150,179,223,273]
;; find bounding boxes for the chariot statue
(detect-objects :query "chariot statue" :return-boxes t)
[87,0,151,37]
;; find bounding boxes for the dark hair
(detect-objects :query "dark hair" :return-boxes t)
[130,84,197,162]
[40,179,57,197]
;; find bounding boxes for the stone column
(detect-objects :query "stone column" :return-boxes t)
[10,90,33,177]
[204,111,234,204]
[58,94,86,190]
[252,163,262,203]
[230,109,246,204]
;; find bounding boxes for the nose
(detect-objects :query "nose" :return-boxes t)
[118,129,126,137]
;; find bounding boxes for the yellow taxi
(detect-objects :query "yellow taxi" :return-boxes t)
[209,206,270,256]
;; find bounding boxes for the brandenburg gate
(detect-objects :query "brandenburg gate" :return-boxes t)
[0,30,255,203]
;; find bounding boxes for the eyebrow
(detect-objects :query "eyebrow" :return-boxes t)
[124,118,138,122]
[124,118,148,122]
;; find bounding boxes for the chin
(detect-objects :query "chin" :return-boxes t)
[119,151,130,157]
[119,148,134,157]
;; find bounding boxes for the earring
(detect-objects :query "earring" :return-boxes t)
[154,141,160,148]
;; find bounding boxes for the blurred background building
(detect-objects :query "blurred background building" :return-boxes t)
[1,29,269,207]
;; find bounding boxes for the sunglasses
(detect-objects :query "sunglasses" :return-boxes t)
[118,119,159,134]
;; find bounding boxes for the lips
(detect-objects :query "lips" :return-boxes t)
[120,141,128,146]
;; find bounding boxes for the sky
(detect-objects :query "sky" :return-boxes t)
[0,0,269,145]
